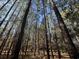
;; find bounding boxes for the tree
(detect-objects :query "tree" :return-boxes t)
[50,0,79,59]
[11,0,32,59]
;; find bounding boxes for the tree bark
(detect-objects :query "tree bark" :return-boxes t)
[0,0,11,10]
[42,0,50,59]
[0,3,19,37]
[50,0,79,59]
[0,0,18,26]
[11,0,32,59]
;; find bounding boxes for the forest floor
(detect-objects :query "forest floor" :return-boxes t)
[0,50,70,59]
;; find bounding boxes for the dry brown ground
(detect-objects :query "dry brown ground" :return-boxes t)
[0,51,70,59]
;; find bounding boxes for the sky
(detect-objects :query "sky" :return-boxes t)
[0,0,57,24]
[31,0,52,25]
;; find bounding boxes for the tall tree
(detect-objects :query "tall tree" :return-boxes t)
[41,0,50,59]
[0,0,18,26]
[0,3,19,37]
[50,0,79,59]
[11,0,32,59]
[0,0,10,10]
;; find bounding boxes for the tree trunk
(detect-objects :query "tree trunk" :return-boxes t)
[11,0,32,59]
[50,0,79,59]
[0,3,19,37]
[42,0,50,59]
[0,0,18,26]
[0,0,10,10]
[54,33,61,59]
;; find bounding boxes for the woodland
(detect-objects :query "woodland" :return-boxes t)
[0,0,79,59]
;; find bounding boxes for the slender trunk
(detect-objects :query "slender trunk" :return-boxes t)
[0,0,10,10]
[0,24,13,56]
[0,3,19,37]
[43,37,45,56]
[26,28,30,55]
[51,0,79,59]
[25,38,29,55]
[37,30,40,54]
[0,0,18,26]
[11,24,21,58]
[54,33,61,59]
[11,0,32,59]
[48,22,54,59]
[6,41,13,59]
[0,6,21,55]
[42,0,50,59]
[34,31,36,56]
